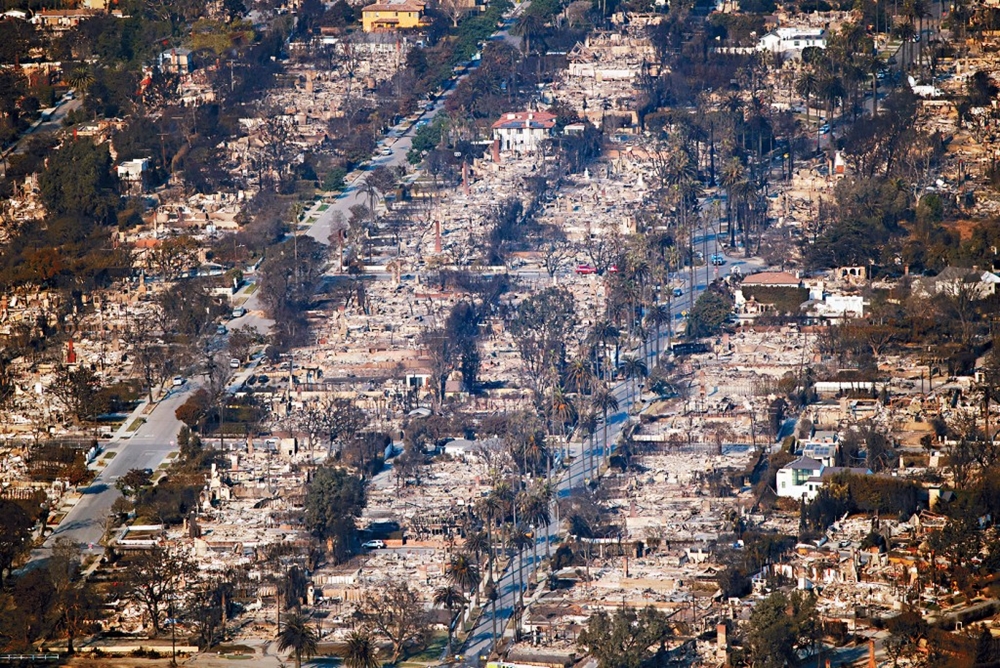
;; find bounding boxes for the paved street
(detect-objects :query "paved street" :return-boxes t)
[29,384,193,564]
[458,221,764,666]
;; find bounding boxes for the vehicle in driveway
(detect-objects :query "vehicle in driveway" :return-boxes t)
[362,540,386,549]
[381,147,392,156]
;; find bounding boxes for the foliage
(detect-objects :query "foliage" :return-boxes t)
[577,605,672,668]
[739,286,809,315]
[742,591,818,668]
[407,116,447,164]
[304,467,367,563]
[0,499,33,586]
[804,473,920,530]
[687,287,732,338]
[115,467,153,500]
[38,139,118,224]
[276,613,318,668]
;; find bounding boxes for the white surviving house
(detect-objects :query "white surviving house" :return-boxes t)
[776,456,871,500]
[491,111,557,154]
[756,27,827,58]
[911,266,1000,300]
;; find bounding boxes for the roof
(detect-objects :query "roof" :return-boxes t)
[362,0,424,12]
[491,111,558,131]
[786,456,824,471]
[742,271,801,287]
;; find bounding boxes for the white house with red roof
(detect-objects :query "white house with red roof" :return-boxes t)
[491,111,557,154]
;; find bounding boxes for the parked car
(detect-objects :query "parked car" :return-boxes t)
[172,376,185,387]
[819,123,831,135]
[231,307,247,318]
[673,287,684,297]
[381,147,392,156]
[362,540,386,549]
[230,358,241,369]
[575,264,597,275]
[217,325,228,335]
[710,253,725,266]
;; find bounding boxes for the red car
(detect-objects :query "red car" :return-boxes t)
[575,264,597,275]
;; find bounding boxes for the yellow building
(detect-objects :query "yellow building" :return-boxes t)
[361,0,427,31]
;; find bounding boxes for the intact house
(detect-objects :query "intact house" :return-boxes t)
[911,266,1000,300]
[158,47,194,74]
[491,111,558,155]
[361,0,428,32]
[117,158,150,195]
[776,456,871,501]
[756,27,827,59]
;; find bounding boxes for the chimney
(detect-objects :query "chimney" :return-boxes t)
[867,638,876,668]
[491,138,500,163]
[717,623,727,649]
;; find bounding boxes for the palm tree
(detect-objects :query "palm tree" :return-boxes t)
[464,529,489,563]
[433,585,467,657]
[511,13,545,55]
[447,552,481,598]
[719,158,746,246]
[519,487,552,562]
[578,410,599,479]
[590,321,620,380]
[795,69,819,142]
[621,355,648,410]
[645,303,672,357]
[591,385,620,467]
[362,179,383,227]
[343,629,380,668]
[276,613,318,668]
[565,356,594,395]
[548,387,577,461]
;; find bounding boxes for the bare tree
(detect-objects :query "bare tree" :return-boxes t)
[360,579,430,663]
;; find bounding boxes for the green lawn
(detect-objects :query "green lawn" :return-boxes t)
[398,631,448,665]
[126,418,146,432]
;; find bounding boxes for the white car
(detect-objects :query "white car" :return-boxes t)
[362,540,386,549]
[172,376,184,387]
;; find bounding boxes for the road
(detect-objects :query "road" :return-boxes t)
[0,94,82,177]
[28,2,524,567]
[29,383,193,563]
[457,221,764,667]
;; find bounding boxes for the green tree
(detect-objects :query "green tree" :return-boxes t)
[115,467,153,500]
[303,467,366,563]
[447,552,481,595]
[687,289,732,338]
[577,605,671,668]
[38,139,118,224]
[744,591,818,668]
[344,630,380,668]
[276,613,318,668]
[0,500,33,586]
